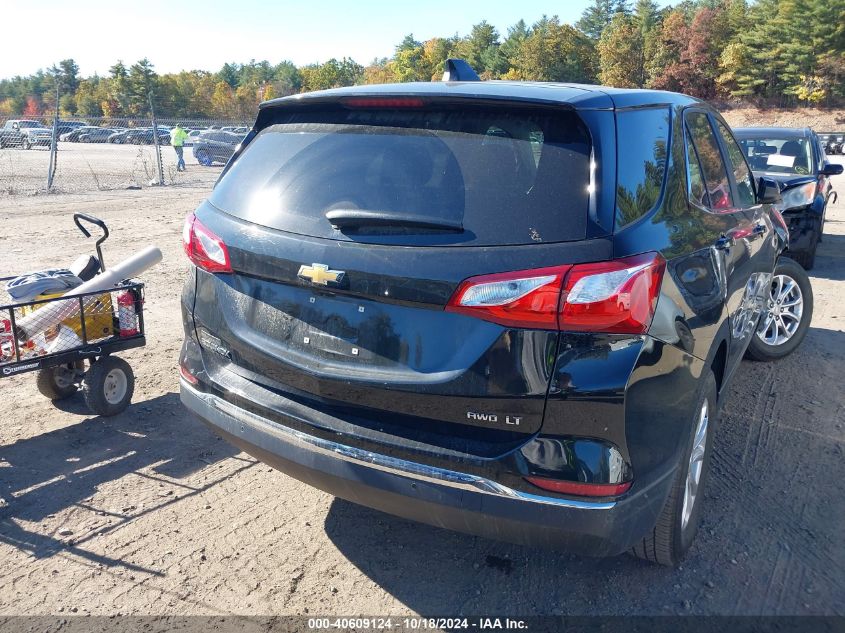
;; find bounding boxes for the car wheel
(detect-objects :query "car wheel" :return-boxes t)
[196,149,212,166]
[83,356,135,417]
[631,370,717,566]
[746,257,813,362]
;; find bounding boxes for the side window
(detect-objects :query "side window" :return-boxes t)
[685,128,709,208]
[615,107,670,228]
[686,112,734,211]
[715,121,756,208]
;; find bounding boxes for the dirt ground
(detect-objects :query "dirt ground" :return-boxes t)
[719,106,845,131]
[0,160,843,618]
[0,143,223,195]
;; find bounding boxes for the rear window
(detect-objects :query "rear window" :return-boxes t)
[615,107,670,228]
[210,106,592,246]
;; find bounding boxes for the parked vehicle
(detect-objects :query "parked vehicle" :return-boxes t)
[179,65,809,566]
[56,121,88,136]
[192,131,242,165]
[107,129,130,144]
[78,128,116,143]
[184,129,204,146]
[735,127,842,269]
[118,128,171,145]
[819,133,836,155]
[0,119,52,149]
[60,126,102,142]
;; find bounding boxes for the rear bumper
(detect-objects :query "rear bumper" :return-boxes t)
[180,379,675,557]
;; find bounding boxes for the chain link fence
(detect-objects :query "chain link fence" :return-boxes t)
[0,115,250,195]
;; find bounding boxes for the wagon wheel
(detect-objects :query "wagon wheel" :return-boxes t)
[83,356,135,416]
[36,363,82,400]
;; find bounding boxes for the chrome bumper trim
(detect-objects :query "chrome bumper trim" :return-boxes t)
[181,380,615,511]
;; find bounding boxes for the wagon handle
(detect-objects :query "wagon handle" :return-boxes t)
[73,213,109,273]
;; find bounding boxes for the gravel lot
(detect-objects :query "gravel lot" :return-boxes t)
[0,160,843,617]
[0,143,223,195]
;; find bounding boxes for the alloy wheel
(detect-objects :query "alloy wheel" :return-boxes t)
[681,399,709,531]
[756,274,803,347]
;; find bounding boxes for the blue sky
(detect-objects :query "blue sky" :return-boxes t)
[1,0,670,79]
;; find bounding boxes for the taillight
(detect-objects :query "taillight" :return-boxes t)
[560,252,665,334]
[446,265,570,329]
[524,476,632,497]
[446,253,665,334]
[183,213,232,273]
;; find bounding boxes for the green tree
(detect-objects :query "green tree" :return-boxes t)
[512,16,597,82]
[633,0,662,86]
[273,61,302,94]
[74,79,101,116]
[300,58,363,91]
[500,20,530,68]
[598,13,644,87]
[453,21,506,77]
[127,58,158,114]
[48,58,80,99]
[106,60,131,116]
[576,0,630,40]
[217,63,240,89]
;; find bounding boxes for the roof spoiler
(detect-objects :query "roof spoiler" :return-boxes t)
[442,59,480,82]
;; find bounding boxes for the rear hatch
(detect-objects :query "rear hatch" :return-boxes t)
[188,99,611,454]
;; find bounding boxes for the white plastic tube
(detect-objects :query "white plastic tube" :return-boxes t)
[15,245,162,340]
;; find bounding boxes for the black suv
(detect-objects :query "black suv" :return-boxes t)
[734,127,842,269]
[179,74,805,565]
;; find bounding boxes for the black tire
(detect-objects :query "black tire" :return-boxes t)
[83,356,134,417]
[631,371,718,566]
[746,257,813,362]
[36,364,79,400]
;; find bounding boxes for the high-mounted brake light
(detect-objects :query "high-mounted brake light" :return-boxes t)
[524,476,632,497]
[341,97,425,108]
[445,253,665,334]
[183,213,232,274]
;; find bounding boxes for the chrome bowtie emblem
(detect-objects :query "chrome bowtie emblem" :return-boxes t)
[298,263,345,286]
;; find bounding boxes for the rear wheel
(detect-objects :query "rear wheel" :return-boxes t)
[747,257,813,361]
[36,364,80,400]
[196,149,212,166]
[83,356,134,416]
[631,371,717,566]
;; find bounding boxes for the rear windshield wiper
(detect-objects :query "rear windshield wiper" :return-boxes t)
[325,209,463,233]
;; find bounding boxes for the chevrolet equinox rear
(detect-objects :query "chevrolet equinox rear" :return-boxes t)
[179,74,785,565]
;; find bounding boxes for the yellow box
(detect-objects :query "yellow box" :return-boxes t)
[21,291,115,342]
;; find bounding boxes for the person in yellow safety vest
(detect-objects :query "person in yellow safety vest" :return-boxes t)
[171,124,189,172]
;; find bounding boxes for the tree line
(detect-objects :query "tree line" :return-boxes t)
[0,0,842,121]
